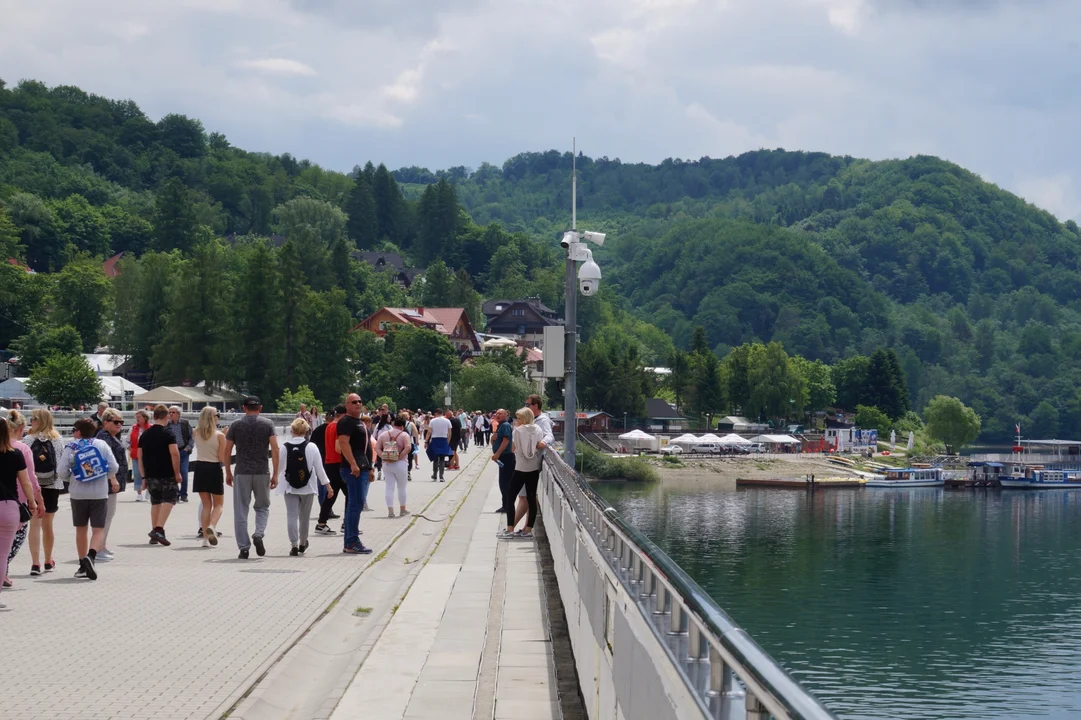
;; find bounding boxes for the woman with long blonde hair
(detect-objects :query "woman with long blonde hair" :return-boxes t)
[26,408,63,575]
[192,407,227,547]
[1,417,37,607]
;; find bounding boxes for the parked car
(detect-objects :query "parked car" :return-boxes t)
[690,443,721,454]
[660,445,684,455]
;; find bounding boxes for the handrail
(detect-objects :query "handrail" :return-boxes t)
[542,448,836,720]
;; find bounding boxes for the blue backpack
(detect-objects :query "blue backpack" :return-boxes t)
[71,439,109,483]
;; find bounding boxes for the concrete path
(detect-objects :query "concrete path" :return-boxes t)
[2,445,561,720]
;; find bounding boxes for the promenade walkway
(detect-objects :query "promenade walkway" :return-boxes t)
[3,447,561,720]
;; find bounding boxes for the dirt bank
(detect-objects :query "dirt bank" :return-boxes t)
[650,455,855,488]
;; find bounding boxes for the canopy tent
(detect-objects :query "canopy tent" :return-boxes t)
[697,433,724,443]
[619,429,660,452]
[132,386,242,412]
[669,433,700,449]
[718,433,751,446]
[750,434,802,446]
[99,376,147,404]
[0,377,35,405]
[482,337,518,349]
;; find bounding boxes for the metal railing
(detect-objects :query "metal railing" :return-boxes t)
[542,448,836,720]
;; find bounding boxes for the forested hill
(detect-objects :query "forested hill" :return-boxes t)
[2,78,1081,442]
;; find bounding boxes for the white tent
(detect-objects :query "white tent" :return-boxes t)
[619,429,660,452]
[697,433,724,443]
[669,433,700,449]
[99,376,147,404]
[718,433,751,446]
[482,337,518,350]
[133,386,242,412]
[751,434,802,446]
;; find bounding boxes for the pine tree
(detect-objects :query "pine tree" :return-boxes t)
[231,241,285,401]
[372,163,404,244]
[690,326,710,355]
[154,234,231,386]
[669,349,691,411]
[866,348,909,419]
[153,177,198,253]
[422,260,453,306]
[345,172,378,249]
[277,240,308,391]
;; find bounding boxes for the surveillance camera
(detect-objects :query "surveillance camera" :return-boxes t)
[581,231,606,246]
[560,231,577,249]
[578,258,601,296]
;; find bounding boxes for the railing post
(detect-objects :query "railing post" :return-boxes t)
[669,602,687,636]
[708,648,743,720]
[745,694,767,720]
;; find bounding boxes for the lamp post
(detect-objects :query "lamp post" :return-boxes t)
[561,142,605,465]
[623,412,628,430]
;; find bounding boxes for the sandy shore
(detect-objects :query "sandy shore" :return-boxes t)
[649,455,855,488]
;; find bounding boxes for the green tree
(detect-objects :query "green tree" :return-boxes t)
[451,363,531,413]
[110,251,178,371]
[230,240,285,401]
[854,405,892,435]
[26,354,103,408]
[690,326,710,355]
[53,255,111,351]
[832,355,870,411]
[0,208,23,261]
[11,324,82,373]
[416,178,463,264]
[6,192,62,271]
[421,260,453,306]
[50,194,110,257]
[345,171,378,249]
[372,163,405,244]
[273,196,347,246]
[277,385,319,414]
[384,325,458,409]
[745,342,805,422]
[154,177,198,253]
[476,347,525,377]
[154,235,231,387]
[689,351,726,428]
[296,289,354,407]
[668,349,691,412]
[0,261,46,349]
[791,355,835,415]
[1028,400,1060,439]
[924,395,981,454]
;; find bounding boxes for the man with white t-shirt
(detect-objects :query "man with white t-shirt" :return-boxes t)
[425,410,453,482]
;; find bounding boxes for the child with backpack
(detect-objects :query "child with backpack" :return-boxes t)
[276,418,332,556]
[58,418,119,580]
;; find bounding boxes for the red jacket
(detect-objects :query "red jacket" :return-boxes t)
[130,423,148,459]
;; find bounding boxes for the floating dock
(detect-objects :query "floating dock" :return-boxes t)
[737,476,865,488]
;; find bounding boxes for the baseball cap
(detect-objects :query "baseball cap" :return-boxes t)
[243,396,262,408]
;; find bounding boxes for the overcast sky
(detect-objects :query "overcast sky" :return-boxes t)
[1,0,1078,219]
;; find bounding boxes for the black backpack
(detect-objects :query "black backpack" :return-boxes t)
[285,441,310,489]
[31,437,57,475]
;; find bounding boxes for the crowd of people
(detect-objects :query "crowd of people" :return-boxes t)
[0,393,555,608]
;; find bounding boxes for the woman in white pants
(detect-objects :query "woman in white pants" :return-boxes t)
[277,418,332,556]
[377,415,412,518]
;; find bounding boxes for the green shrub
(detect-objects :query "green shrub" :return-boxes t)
[578,446,659,483]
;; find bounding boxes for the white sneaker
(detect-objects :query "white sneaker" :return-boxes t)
[202,538,209,548]
[97,550,114,562]
[135,493,144,502]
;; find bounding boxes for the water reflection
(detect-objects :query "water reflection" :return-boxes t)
[594,482,1081,720]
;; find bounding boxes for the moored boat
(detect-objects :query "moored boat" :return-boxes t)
[865,467,944,487]
[1000,467,1081,489]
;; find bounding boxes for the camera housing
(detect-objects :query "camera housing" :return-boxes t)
[580,230,606,246]
[578,257,601,296]
[560,231,576,249]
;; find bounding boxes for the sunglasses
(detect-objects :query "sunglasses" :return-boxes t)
[347,400,361,405]
[110,420,124,426]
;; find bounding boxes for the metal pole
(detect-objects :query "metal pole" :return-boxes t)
[564,142,577,465]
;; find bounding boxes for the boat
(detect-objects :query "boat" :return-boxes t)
[1000,467,1081,489]
[864,467,944,488]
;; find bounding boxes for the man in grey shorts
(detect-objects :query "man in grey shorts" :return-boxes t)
[225,396,279,559]
[59,418,119,580]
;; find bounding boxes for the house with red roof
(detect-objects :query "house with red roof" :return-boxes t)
[355,307,481,358]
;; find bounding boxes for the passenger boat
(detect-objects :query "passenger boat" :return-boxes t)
[864,467,944,487]
[1000,467,1081,489]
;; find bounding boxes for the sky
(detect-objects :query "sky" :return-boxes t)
[1,0,1079,219]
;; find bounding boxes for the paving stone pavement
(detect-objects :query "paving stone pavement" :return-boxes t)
[0,451,483,720]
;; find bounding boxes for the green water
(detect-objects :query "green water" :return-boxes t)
[593,481,1081,720]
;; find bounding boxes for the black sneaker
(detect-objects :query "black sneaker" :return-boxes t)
[197,528,204,539]
[299,542,308,554]
[314,524,336,535]
[290,546,299,557]
[149,536,160,545]
[74,562,87,579]
[329,513,341,519]
[152,529,171,547]
[253,534,266,557]
[238,548,249,560]
[82,556,98,581]
[30,565,41,576]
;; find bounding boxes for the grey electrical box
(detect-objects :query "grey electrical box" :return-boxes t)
[542,326,565,378]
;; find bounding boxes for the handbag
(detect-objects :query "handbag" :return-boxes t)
[19,501,32,523]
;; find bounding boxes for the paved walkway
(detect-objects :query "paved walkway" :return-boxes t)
[3,446,561,720]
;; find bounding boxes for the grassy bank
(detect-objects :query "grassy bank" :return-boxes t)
[578,446,659,483]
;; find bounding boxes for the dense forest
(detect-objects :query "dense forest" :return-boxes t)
[1,79,1078,443]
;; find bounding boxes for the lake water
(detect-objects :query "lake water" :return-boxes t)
[593,481,1081,720]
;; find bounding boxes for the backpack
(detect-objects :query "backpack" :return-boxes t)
[31,437,57,475]
[71,439,108,483]
[285,440,310,489]
[382,430,401,463]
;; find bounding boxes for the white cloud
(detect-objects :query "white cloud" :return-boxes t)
[237,58,317,77]
[1017,174,1081,222]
